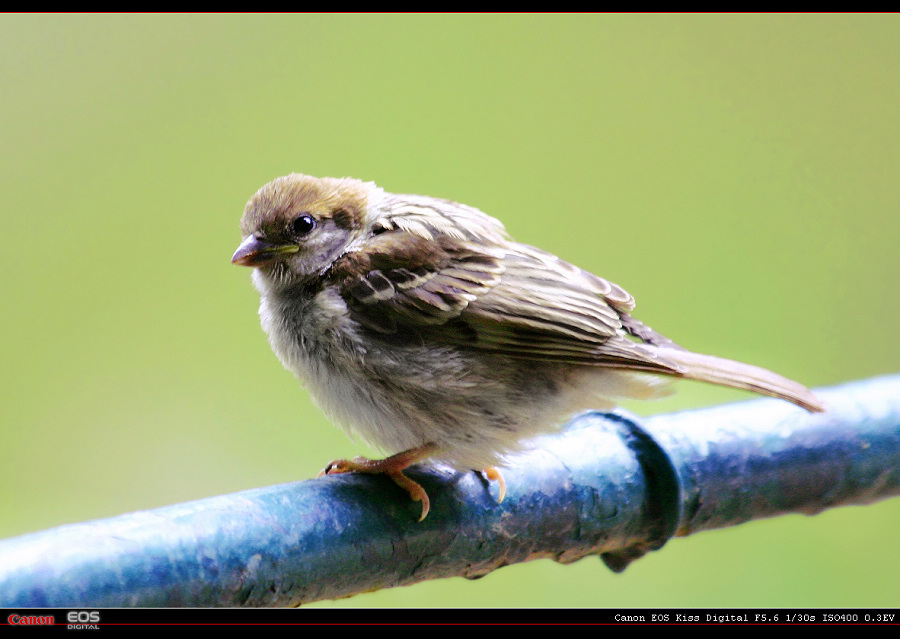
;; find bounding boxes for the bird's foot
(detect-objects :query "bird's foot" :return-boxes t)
[318,444,439,521]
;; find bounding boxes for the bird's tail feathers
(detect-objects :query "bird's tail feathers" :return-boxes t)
[656,347,825,413]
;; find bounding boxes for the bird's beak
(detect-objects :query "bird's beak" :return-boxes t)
[231,235,300,267]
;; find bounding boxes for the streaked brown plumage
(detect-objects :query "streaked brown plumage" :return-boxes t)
[233,173,824,519]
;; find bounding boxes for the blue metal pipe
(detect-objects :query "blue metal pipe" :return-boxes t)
[1,375,897,606]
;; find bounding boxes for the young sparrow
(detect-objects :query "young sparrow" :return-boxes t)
[232,173,824,520]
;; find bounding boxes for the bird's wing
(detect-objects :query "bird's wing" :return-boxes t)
[458,244,684,372]
[334,231,505,333]
[332,228,825,412]
[333,232,684,374]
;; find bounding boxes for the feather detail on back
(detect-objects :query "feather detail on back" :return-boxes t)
[331,191,824,413]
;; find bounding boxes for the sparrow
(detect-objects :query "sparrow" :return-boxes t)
[232,173,824,520]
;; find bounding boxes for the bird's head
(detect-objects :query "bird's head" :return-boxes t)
[232,173,380,292]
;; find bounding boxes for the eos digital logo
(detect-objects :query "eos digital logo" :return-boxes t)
[66,611,100,629]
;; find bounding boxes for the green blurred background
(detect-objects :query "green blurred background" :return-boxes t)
[1,14,898,607]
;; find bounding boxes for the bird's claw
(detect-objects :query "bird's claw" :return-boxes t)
[386,469,431,521]
[317,458,362,477]
[482,467,507,503]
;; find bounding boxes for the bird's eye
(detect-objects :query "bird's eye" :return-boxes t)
[291,214,317,236]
